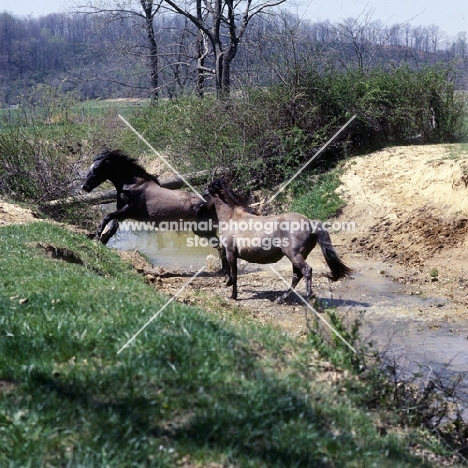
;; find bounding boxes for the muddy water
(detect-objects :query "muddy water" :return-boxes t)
[324,261,468,397]
[110,229,468,404]
[108,229,218,270]
[108,228,264,272]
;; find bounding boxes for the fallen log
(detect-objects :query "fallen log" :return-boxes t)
[42,169,217,207]
[42,190,117,207]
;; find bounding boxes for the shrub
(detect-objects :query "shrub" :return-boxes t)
[0,86,123,227]
[129,64,467,193]
[0,128,84,203]
[299,65,467,148]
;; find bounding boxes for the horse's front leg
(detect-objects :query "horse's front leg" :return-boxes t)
[95,205,130,243]
[218,245,230,276]
[226,250,238,299]
[99,219,120,245]
[193,227,229,275]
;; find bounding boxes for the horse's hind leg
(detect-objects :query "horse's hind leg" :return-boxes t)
[277,257,313,303]
[304,264,313,299]
[277,266,302,303]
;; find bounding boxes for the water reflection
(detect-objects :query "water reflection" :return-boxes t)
[108,228,218,269]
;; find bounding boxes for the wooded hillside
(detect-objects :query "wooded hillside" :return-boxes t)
[1,9,467,106]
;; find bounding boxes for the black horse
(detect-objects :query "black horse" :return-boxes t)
[82,149,219,247]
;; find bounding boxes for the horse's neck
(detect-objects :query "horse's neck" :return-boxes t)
[213,196,235,222]
[108,174,145,191]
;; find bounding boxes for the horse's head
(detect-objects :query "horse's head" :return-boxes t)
[193,179,228,218]
[82,150,111,192]
[82,149,159,192]
[207,178,257,214]
[207,179,227,200]
[192,188,215,217]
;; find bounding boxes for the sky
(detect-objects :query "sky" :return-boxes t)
[296,0,468,38]
[0,0,467,38]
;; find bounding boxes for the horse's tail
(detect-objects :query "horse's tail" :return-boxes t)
[314,222,353,281]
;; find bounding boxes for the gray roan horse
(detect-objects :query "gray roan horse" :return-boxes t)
[205,178,352,301]
[82,149,218,246]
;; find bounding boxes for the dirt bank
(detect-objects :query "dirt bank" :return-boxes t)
[334,143,468,316]
[0,201,39,226]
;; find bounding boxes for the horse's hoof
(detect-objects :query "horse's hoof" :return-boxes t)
[275,296,286,304]
[225,278,233,286]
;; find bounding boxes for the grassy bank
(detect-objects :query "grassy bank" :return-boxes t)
[0,221,457,467]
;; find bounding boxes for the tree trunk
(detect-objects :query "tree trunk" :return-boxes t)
[195,0,205,97]
[196,32,206,97]
[141,0,159,100]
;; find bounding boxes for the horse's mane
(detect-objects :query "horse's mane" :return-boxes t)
[211,178,257,214]
[96,149,160,185]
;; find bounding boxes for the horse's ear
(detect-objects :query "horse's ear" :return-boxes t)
[211,166,222,183]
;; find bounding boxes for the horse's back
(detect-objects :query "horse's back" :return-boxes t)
[145,184,200,220]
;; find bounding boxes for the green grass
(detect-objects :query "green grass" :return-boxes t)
[443,142,468,160]
[287,170,345,221]
[0,222,454,467]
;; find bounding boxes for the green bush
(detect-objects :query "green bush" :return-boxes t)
[299,65,467,148]
[0,86,137,226]
[128,64,467,193]
[289,170,345,221]
[0,128,83,202]
[128,88,327,188]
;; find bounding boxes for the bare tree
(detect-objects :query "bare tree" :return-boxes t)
[161,0,287,96]
[74,0,163,100]
[327,9,416,73]
[332,12,389,71]
[453,32,467,59]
